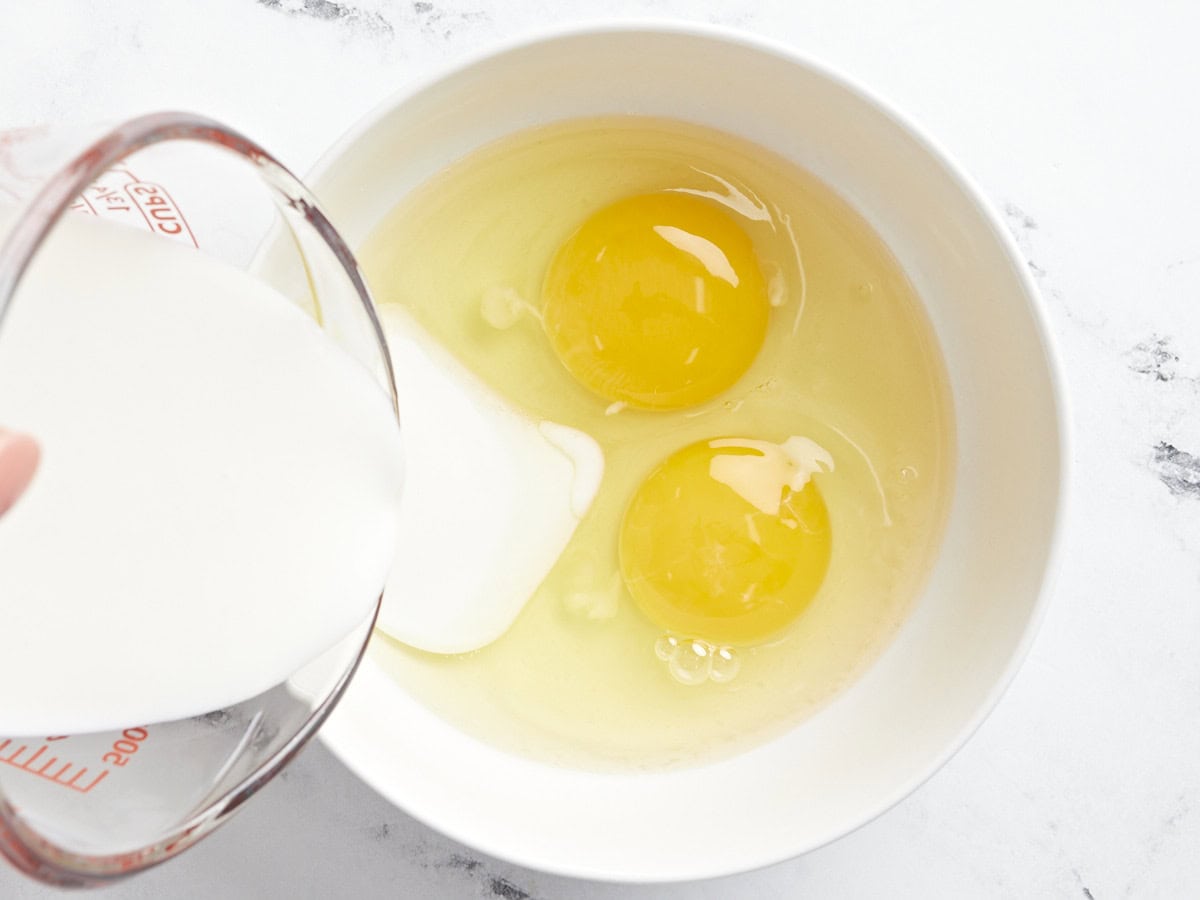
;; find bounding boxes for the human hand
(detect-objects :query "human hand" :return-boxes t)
[0,430,39,515]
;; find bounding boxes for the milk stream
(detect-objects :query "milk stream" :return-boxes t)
[374,304,603,656]
[0,214,405,735]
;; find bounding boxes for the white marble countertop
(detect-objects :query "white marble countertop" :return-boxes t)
[2,1,1198,897]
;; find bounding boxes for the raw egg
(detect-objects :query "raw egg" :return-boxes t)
[619,436,833,646]
[542,192,769,410]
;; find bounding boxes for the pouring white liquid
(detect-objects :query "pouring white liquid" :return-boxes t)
[374,304,603,655]
[0,214,405,735]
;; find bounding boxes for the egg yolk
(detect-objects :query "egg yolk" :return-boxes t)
[619,438,832,646]
[541,192,769,410]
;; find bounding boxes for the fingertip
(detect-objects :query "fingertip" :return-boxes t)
[0,430,41,515]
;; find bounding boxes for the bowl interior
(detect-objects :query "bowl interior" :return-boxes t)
[307,26,1065,882]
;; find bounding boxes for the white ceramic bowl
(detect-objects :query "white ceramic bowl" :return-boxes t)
[307,23,1069,882]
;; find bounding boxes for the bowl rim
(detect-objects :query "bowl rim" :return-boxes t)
[310,18,1073,883]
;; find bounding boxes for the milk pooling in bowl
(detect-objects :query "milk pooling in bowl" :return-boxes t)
[373,304,603,655]
[0,214,405,735]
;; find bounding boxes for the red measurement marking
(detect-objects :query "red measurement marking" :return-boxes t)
[125,180,199,247]
[0,739,108,794]
[69,194,98,216]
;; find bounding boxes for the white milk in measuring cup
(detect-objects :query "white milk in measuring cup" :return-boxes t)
[0,142,404,857]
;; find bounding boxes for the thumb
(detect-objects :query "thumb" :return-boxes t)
[0,429,40,516]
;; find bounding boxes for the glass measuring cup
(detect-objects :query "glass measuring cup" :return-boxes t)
[0,113,397,886]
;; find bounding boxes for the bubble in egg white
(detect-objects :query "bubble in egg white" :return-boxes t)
[655,634,741,686]
[709,646,742,683]
[654,634,680,662]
